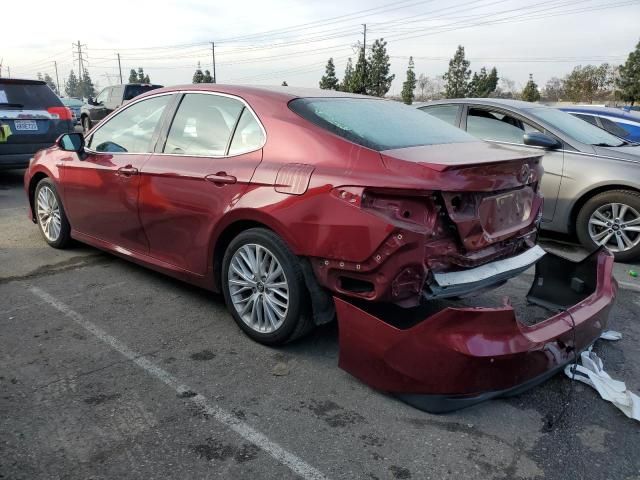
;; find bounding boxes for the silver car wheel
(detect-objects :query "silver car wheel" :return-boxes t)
[228,244,289,333]
[588,202,640,253]
[36,186,62,242]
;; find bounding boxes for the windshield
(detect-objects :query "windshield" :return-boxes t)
[525,107,625,147]
[289,98,476,151]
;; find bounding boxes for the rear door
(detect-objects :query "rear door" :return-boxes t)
[63,93,174,253]
[0,80,72,160]
[139,92,265,275]
[462,105,564,223]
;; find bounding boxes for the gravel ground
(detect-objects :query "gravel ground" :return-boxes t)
[2,168,639,480]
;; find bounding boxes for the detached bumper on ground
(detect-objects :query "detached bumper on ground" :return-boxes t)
[335,248,617,413]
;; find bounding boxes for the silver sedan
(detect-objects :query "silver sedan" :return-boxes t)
[418,99,640,261]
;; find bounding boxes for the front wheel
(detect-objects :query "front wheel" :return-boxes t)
[576,190,640,262]
[34,178,72,249]
[221,228,314,345]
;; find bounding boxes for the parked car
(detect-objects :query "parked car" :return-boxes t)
[80,83,162,133]
[559,105,640,142]
[418,99,640,261]
[0,78,73,170]
[60,97,83,126]
[24,85,616,412]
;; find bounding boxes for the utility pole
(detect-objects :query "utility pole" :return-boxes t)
[54,61,60,94]
[362,23,367,93]
[117,53,123,84]
[0,58,3,77]
[6,66,9,78]
[211,42,217,83]
[76,40,84,79]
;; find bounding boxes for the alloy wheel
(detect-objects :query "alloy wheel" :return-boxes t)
[588,202,640,253]
[36,186,62,242]
[228,244,290,333]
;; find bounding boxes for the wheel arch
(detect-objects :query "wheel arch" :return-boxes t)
[28,171,51,222]
[569,183,640,234]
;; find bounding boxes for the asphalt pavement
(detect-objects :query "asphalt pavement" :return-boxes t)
[1,168,639,480]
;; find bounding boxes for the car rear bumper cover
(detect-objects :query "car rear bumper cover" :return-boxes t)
[335,248,617,413]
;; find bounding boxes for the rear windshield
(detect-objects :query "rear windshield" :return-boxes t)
[289,98,475,151]
[0,82,61,109]
[123,84,162,101]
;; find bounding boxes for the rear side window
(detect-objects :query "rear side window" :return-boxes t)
[289,98,474,151]
[466,108,540,144]
[0,81,61,109]
[599,117,630,138]
[164,93,244,156]
[420,105,460,126]
[228,108,265,155]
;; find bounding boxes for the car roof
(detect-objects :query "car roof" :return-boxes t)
[558,105,640,120]
[138,84,373,102]
[0,78,47,86]
[417,98,549,110]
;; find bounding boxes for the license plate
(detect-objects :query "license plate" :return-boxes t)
[14,120,38,131]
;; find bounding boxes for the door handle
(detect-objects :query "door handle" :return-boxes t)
[205,172,237,186]
[117,165,138,177]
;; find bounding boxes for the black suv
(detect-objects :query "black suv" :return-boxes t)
[0,78,73,170]
[80,83,162,132]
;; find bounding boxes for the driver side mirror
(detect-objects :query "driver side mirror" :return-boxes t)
[57,132,85,154]
[523,132,561,150]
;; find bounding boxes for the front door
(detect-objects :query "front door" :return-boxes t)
[63,93,173,253]
[139,92,266,274]
[464,105,565,222]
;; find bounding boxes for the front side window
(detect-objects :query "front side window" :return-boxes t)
[420,105,460,126]
[466,108,541,144]
[164,94,243,155]
[289,98,474,151]
[88,95,170,153]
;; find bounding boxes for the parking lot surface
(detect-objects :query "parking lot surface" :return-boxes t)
[2,168,639,480]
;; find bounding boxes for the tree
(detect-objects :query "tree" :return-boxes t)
[128,69,138,83]
[542,77,564,102]
[319,58,340,90]
[443,45,471,98]
[417,73,429,100]
[468,67,498,97]
[617,40,640,105]
[79,69,96,99]
[491,76,517,98]
[521,74,541,102]
[281,81,288,86]
[564,64,614,103]
[41,73,58,94]
[352,47,368,94]
[367,38,394,97]
[65,70,80,97]
[192,62,204,83]
[401,57,416,104]
[202,70,213,83]
[341,58,355,92]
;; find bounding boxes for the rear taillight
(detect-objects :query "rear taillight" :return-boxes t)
[47,107,73,121]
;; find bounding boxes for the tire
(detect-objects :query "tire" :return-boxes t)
[34,178,72,249]
[576,189,640,262]
[221,228,314,345]
[82,116,91,133]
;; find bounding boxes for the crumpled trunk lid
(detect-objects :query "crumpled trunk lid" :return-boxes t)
[380,142,543,252]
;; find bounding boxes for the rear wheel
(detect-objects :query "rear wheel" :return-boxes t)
[221,228,314,345]
[576,190,640,262]
[82,116,91,133]
[34,178,71,249]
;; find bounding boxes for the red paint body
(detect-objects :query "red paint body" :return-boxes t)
[23,85,616,411]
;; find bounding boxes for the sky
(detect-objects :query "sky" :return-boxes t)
[2,0,639,95]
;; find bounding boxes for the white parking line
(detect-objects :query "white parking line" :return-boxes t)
[28,286,329,480]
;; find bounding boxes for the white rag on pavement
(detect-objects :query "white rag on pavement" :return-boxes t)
[565,334,640,421]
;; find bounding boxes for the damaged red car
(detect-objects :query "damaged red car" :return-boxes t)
[24,85,617,412]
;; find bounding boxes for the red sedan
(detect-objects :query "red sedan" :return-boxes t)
[24,85,616,412]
